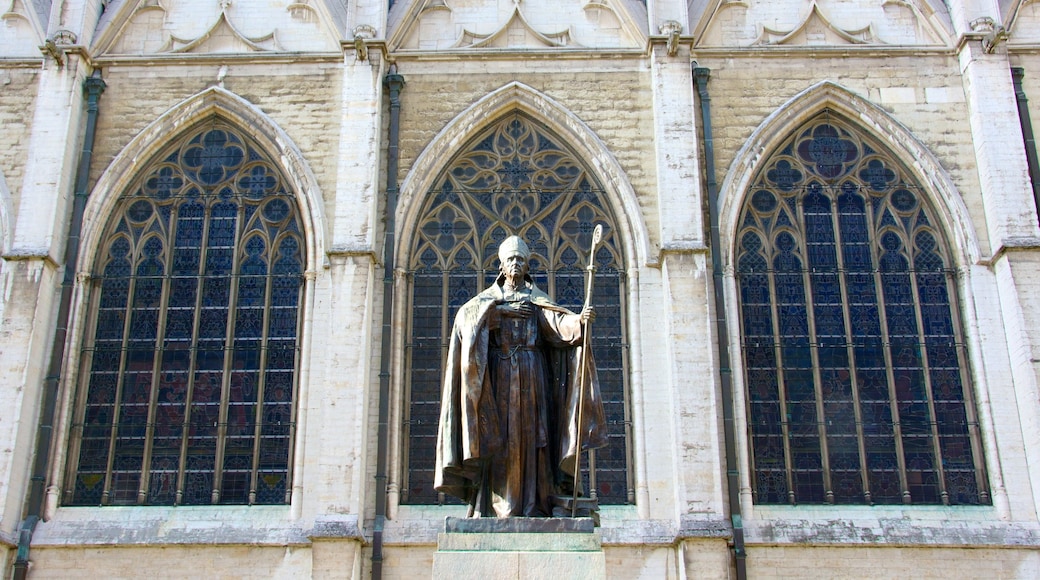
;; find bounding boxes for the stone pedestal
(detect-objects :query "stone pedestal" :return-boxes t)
[432,517,606,580]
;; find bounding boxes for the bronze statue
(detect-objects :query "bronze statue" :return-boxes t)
[434,235,607,517]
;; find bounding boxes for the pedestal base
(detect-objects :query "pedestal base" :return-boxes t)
[432,517,606,580]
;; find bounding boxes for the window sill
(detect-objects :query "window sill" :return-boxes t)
[744,505,1040,547]
[32,506,361,547]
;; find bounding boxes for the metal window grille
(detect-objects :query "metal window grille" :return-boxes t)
[66,122,304,506]
[736,114,989,505]
[403,113,633,505]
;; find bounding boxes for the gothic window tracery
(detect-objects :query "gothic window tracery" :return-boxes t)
[66,122,304,506]
[404,113,632,505]
[736,114,988,506]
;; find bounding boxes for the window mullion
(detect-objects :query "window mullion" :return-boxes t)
[175,206,214,505]
[284,269,307,504]
[400,271,416,505]
[436,266,450,506]
[212,202,247,504]
[101,273,138,505]
[907,246,950,505]
[948,268,990,504]
[248,256,275,505]
[137,233,177,505]
[796,197,834,503]
[765,253,797,504]
[867,224,912,504]
[829,195,872,504]
[65,276,101,503]
[619,273,635,504]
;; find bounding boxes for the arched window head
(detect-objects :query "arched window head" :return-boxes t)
[404,112,632,505]
[67,122,304,506]
[736,113,989,506]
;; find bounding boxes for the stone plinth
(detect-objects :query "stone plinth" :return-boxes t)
[432,517,606,580]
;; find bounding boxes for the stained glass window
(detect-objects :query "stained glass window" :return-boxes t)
[736,115,989,505]
[404,113,632,505]
[66,122,303,506]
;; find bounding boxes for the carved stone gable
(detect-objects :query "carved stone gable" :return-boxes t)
[390,0,646,51]
[697,0,947,48]
[95,0,340,56]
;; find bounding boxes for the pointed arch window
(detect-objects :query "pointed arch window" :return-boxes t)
[404,113,632,505]
[66,122,304,506]
[736,114,989,506]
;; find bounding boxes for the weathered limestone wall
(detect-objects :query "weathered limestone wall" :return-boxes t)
[0,66,40,220]
[365,543,686,579]
[87,62,343,217]
[27,545,313,579]
[393,61,659,251]
[695,53,984,249]
[744,545,1040,579]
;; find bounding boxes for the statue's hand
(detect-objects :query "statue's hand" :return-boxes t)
[498,300,534,319]
[580,306,596,323]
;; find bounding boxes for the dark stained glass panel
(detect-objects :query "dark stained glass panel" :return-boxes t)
[736,115,988,506]
[405,113,631,505]
[68,122,303,506]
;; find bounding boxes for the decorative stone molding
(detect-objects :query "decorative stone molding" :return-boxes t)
[969,16,996,33]
[161,9,281,53]
[453,7,576,48]
[755,1,881,45]
[659,20,683,55]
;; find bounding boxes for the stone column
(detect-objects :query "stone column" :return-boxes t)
[0,0,105,537]
[948,0,1040,518]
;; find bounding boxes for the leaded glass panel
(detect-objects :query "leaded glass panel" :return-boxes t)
[67,122,303,506]
[736,114,988,506]
[404,113,631,505]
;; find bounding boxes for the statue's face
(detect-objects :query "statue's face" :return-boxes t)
[501,252,529,279]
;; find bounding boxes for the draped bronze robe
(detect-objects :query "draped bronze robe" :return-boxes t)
[434,277,607,517]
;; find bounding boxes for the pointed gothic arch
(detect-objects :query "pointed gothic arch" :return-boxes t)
[393,88,641,506]
[62,94,318,507]
[396,82,650,269]
[718,81,979,269]
[725,87,989,506]
[81,87,327,272]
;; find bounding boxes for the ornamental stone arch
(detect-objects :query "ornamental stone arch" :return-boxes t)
[390,83,646,509]
[720,81,995,511]
[717,80,980,271]
[81,87,328,272]
[395,82,650,269]
[54,88,324,508]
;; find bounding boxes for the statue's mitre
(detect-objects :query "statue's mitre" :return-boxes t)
[498,235,530,261]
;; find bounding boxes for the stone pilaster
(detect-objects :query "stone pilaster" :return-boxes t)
[649,37,703,250]
[332,39,386,253]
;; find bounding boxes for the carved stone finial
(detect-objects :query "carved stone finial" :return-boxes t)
[969,17,995,33]
[659,20,683,36]
[352,25,376,61]
[52,30,78,45]
[352,24,377,40]
[659,20,683,56]
[219,0,232,10]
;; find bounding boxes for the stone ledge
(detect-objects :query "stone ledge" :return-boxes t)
[745,518,1040,548]
[444,516,595,534]
[31,506,311,547]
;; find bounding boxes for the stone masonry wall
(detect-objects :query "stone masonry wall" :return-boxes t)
[0,66,41,225]
[87,62,343,222]
[27,545,313,579]
[393,64,659,251]
[744,545,1040,579]
[695,53,985,252]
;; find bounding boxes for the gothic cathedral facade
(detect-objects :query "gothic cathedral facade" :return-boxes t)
[0,0,1039,577]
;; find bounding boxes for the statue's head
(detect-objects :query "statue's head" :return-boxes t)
[498,235,531,279]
